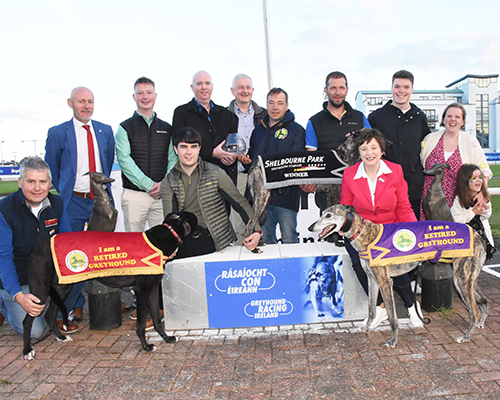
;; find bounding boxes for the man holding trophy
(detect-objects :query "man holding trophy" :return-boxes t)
[172,70,239,184]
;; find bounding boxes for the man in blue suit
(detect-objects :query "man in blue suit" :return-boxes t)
[44,87,115,322]
[45,87,115,232]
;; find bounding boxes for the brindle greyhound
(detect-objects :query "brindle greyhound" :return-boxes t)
[422,163,453,221]
[245,131,362,249]
[84,171,118,232]
[309,205,488,348]
[22,212,198,360]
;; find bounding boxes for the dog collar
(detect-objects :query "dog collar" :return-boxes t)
[163,223,183,245]
[339,212,354,233]
[348,219,366,242]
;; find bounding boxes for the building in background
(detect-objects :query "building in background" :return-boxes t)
[356,74,499,153]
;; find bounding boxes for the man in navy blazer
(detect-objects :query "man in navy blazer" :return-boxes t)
[45,87,115,232]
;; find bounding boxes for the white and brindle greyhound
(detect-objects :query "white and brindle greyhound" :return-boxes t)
[309,204,488,348]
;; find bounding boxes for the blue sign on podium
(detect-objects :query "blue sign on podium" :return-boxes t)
[205,255,344,328]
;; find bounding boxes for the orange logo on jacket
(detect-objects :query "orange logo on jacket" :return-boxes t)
[45,218,58,227]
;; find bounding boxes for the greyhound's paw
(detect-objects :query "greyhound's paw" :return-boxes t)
[164,335,177,344]
[23,350,36,361]
[358,324,369,333]
[57,335,73,343]
[456,335,470,343]
[143,343,156,352]
[384,339,397,349]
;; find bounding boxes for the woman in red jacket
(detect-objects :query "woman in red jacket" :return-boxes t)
[340,128,423,328]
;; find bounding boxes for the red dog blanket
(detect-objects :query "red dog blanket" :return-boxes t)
[358,221,474,267]
[51,232,167,284]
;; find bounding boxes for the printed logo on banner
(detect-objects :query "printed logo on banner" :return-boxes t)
[205,256,344,329]
[393,229,417,252]
[65,250,89,273]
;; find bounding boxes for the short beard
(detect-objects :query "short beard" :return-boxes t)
[329,98,345,109]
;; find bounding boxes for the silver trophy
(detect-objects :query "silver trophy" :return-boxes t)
[222,133,247,155]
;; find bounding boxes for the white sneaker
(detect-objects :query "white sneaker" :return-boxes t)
[408,301,424,328]
[362,306,388,329]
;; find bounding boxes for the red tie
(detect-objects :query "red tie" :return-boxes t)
[83,125,96,200]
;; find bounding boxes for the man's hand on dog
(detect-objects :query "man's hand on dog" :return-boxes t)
[14,292,44,317]
[243,232,261,251]
[300,184,316,193]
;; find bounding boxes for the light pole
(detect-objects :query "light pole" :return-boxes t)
[21,140,42,157]
[263,0,273,90]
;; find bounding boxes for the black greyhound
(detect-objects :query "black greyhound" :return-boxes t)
[22,212,198,360]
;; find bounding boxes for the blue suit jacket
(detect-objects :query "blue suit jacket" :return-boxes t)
[45,119,115,208]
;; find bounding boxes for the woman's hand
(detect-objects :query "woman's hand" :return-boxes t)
[472,200,489,217]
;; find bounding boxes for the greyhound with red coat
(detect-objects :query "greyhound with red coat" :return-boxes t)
[22,212,198,360]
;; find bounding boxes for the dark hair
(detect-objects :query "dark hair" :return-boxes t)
[267,87,288,103]
[355,128,386,153]
[440,102,466,129]
[325,71,348,88]
[392,70,414,85]
[172,127,202,147]
[19,157,52,181]
[456,164,489,208]
[134,76,155,90]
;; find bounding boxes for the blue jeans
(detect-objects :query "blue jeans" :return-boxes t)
[0,282,86,338]
[262,205,299,244]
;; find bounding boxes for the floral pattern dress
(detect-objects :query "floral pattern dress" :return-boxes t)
[419,135,462,220]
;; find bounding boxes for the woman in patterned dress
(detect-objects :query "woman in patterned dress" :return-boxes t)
[419,103,491,221]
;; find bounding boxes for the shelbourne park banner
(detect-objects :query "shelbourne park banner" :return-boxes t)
[258,150,348,189]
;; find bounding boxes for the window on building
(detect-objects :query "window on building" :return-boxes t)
[423,109,437,121]
[476,94,489,148]
[368,97,383,105]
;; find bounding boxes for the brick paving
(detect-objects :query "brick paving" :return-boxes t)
[1,269,500,399]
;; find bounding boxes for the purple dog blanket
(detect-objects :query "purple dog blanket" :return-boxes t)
[358,221,474,267]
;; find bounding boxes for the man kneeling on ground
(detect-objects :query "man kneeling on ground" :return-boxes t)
[0,157,84,338]
[160,127,261,257]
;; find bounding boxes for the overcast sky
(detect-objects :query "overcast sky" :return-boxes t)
[1,0,499,161]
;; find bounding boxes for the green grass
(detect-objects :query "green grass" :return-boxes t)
[0,180,19,194]
[487,165,500,236]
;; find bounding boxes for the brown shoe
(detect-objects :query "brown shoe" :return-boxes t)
[130,309,163,321]
[121,303,132,313]
[145,314,154,331]
[57,319,79,334]
[69,307,83,322]
[0,313,5,326]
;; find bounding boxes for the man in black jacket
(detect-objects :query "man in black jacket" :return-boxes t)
[172,71,238,184]
[368,70,431,218]
[304,71,371,212]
